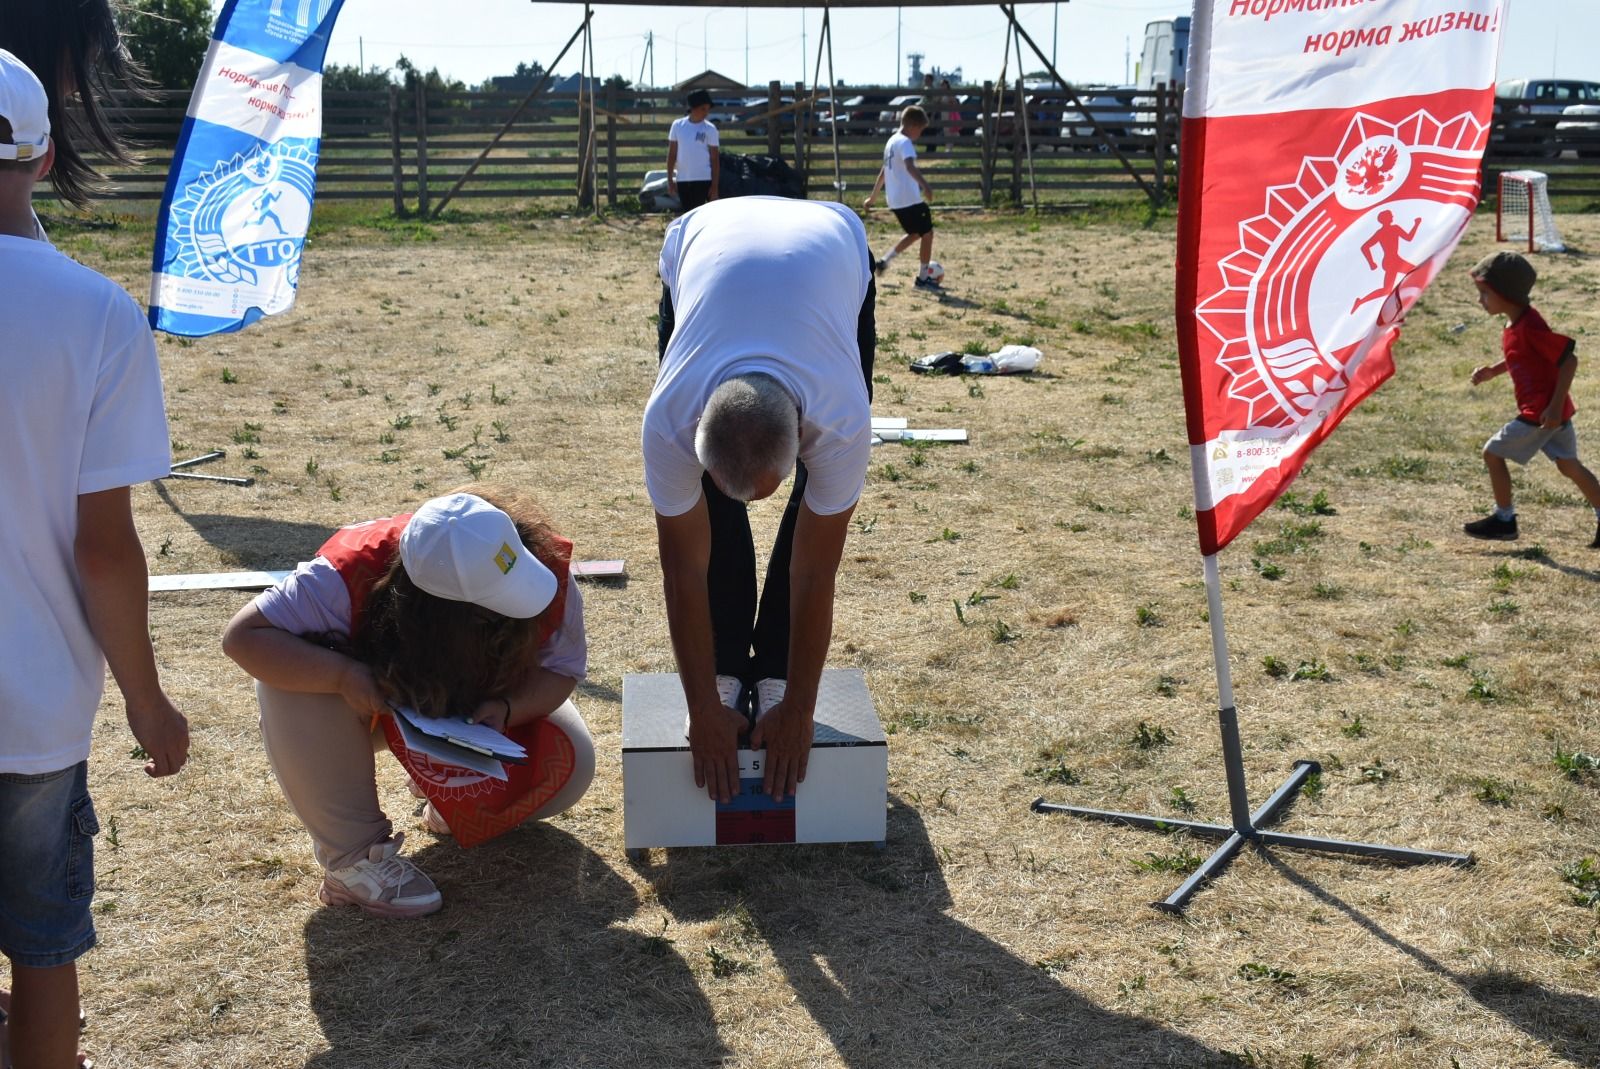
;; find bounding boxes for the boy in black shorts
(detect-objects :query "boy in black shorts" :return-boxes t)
[863,106,938,288]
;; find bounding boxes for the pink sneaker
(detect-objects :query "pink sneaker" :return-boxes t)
[422,802,451,836]
[318,833,442,918]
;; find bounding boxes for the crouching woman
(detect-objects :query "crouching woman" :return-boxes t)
[222,489,595,918]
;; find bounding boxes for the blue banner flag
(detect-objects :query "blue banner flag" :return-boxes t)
[150,0,346,336]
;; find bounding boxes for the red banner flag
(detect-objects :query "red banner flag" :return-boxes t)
[1177,1,1504,555]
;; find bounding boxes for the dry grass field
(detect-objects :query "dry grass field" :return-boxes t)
[22,199,1600,1069]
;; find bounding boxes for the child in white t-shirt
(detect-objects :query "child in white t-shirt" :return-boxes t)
[667,88,721,213]
[0,48,189,1069]
[863,105,938,288]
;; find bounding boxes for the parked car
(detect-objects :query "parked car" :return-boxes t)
[742,94,821,139]
[816,92,894,137]
[1060,90,1139,152]
[706,96,752,128]
[1496,78,1600,157]
[876,94,923,136]
[1557,103,1600,158]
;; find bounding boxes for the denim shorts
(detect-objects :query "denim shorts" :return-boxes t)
[0,761,99,967]
[1485,417,1579,465]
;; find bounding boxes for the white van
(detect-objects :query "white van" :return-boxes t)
[1137,17,1190,92]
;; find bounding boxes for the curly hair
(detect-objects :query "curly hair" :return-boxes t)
[1,0,148,206]
[349,485,570,719]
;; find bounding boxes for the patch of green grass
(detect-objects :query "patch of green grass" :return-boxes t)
[1467,671,1500,703]
[1359,758,1395,785]
[1310,581,1342,599]
[1155,675,1181,698]
[1027,761,1082,786]
[1474,777,1515,807]
[1168,786,1197,815]
[1277,489,1336,516]
[705,945,754,978]
[1132,721,1173,750]
[1251,558,1285,580]
[1558,857,1600,909]
[1135,604,1162,627]
[1487,599,1520,617]
[1513,543,1549,561]
[1134,846,1203,875]
[1553,743,1600,780]
[1254,520,1324,557]
[1237,962,1300,987]
[1290,660,1331,682]
[1340,715,1367,739]
[1262,655,1289,679]
[989,620,1018,644]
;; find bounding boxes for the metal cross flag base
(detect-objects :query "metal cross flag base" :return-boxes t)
[1033,705,1474,914]
[1033,556,1472,914]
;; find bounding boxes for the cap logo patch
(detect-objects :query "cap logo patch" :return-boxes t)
[494,543,517,574]
[16,144,32,160]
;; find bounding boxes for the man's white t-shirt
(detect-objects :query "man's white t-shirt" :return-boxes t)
[669,117,720,182]
[0,234,171,774]
[644,196,872,518]
[883,131,922,210]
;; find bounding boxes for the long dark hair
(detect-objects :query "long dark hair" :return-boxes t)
[351,486,569,719]
[1,0,148,207]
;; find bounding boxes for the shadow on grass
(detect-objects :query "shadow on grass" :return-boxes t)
[152,481,332,568]
[640,798,1231,1069]
[1264,853,1600,1067]
[1488,546,1600,584]
[303,823,729,1069]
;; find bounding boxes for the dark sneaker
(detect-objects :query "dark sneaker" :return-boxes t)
[1463,514,1518,541]
[914,275,942,290]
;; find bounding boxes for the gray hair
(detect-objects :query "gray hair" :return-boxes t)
[695,373,799,501]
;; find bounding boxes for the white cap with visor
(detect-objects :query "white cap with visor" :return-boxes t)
[0,49,50,163]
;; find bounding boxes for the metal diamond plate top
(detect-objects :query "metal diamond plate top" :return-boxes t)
[623,670,885,751]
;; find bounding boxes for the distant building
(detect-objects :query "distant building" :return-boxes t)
[673,69,747,95]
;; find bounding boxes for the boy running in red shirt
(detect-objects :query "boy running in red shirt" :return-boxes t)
[1464,251,1600,546]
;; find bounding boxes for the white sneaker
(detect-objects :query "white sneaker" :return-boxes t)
[686,674,749,740]
[318,833,442,918]
[754,677,787,716]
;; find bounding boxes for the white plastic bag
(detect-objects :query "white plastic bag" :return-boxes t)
[990,344,1041,373]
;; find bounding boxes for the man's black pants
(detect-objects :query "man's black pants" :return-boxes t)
[656,274,876,683]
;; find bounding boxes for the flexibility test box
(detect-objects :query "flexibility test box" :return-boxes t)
[621,670,888,850]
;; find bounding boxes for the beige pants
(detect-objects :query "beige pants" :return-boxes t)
[256,682,595,871]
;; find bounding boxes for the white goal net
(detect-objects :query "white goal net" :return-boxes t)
[1497,170,1564,253]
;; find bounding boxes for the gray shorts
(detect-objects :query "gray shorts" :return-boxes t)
[1485,417,1580,465]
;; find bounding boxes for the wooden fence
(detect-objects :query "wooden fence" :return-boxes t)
[39,86,1600,212]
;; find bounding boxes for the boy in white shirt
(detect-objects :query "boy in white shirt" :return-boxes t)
[863,105,938,288]
[0,49,189,1069]
[667,88,721,213]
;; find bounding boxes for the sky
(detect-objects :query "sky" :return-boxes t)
[310,1,1599,91]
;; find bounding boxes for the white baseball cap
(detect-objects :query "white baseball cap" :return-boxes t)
[0,49,50,163]
[399,493,557,620]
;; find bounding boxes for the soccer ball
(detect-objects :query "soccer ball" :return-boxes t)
[924,261,946,284]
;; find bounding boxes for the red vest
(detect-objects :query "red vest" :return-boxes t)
[314,513,579,848]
